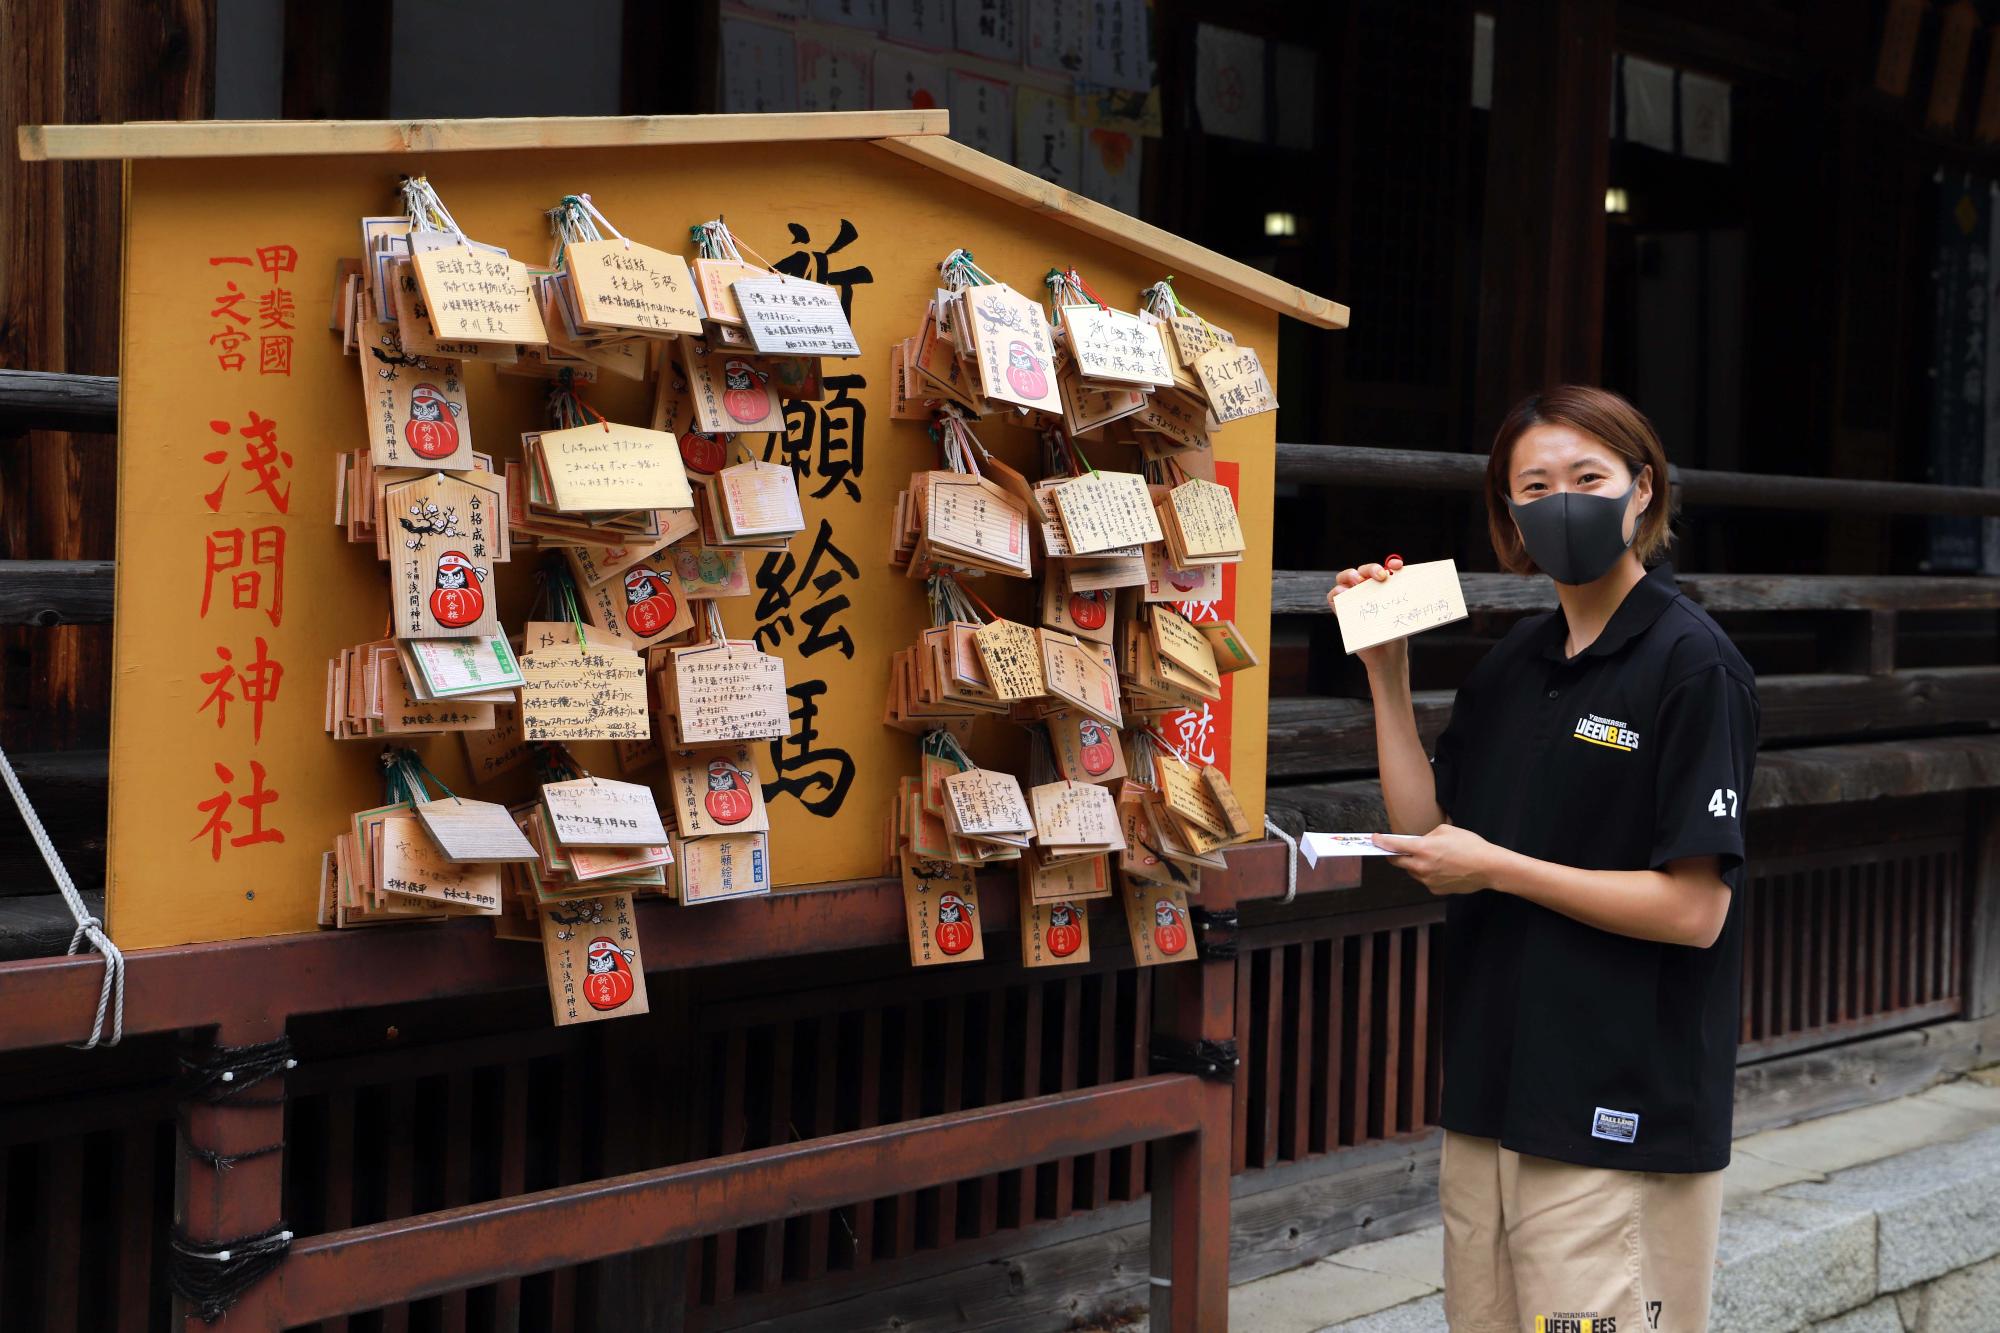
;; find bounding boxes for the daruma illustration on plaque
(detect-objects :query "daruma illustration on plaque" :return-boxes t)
[1005,340,1049,400]
[430,551,486,629]
[722,360,771,424]
[704,758,756,826]
[622,567,680,637]
[935,891,977,954]
[405,382,462,459]
[1046,901,1083,956]
[679,427,728,475]
[1078,719,1117,776]
[583,937,637,1010]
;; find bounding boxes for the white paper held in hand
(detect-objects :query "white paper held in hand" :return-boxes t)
[1332,558,1468,654]
[1298,832,1412,867]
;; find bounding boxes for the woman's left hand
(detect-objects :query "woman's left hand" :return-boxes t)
[1373,825,1498,895]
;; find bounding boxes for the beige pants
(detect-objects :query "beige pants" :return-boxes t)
[1440,1130,1722,1333]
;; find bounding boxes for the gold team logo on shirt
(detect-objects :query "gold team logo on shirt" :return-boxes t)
[1572,713,1640,753]
[1535,1317,1614,1333]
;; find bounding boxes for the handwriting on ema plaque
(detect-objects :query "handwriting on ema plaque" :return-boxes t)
[1332,559,1469,655]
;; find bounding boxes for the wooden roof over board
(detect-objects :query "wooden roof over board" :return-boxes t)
[17,110,1349,331]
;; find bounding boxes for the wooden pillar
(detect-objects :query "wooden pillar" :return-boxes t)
[1148,877,1238,1331]
[0,0,214,749]
[1964,793,2000,1020]
[280,1,392,120]
[174,1017,290,1331]
[1472,0,1615,435]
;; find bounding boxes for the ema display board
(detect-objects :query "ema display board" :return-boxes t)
[112,139,1277,949]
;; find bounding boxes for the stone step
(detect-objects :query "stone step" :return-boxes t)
[1267,1074,2000,1333]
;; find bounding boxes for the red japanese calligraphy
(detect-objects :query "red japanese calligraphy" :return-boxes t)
[257,288,295,330]
[258,336,292,376]
[210,327,249,373]
[191,760,284,862]
[203,413,293,514]
[199,637,283,742]
[200,526,286,627]
[208,246,298,375]
[255,245,297,278]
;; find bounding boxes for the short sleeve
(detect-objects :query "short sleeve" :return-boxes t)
[1649,664,1759,874]
[1431,694,1470,820]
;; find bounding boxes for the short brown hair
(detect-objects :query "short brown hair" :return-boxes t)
[1484,385,1677,575]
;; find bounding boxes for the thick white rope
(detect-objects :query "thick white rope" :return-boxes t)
[1264,816,1300,905]
[0,744,122,1047]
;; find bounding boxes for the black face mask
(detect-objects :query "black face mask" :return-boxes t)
[1506,480,1639,586]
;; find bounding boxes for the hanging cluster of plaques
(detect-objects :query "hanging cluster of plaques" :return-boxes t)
[315,184,875,1026]
[888,251,1271,454]
[318,749,537,929]
[890,412,1035,578]
[877,251,1278,973]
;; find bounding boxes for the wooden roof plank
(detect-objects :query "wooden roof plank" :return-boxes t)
[16,110,950,162]
[872,132,1351,330]
[19,112,1347,329]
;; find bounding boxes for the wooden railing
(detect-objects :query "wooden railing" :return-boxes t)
[1274,441,2000,517]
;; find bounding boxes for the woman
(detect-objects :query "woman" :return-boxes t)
[1327,386,1759,1333]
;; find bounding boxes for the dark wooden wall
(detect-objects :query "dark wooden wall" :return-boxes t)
[0,0,214,749]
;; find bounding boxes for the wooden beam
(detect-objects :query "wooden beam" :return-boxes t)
[1268,668,2000,780]
[1274,443,2000,518]
[1267,735,2000,834]
[0,749,105,900]
[273,1078,1203,1324]
[1272,570,2000,615]
[873,133,1350,330]
[0,561,113,625]
[1734,1012,2000,1134]
[17,109,952,161]
[0,371,118,434]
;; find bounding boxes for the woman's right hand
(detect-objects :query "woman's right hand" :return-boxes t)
[1326,556,1408,675]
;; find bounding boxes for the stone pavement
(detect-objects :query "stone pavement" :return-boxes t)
[1229,1068,2000,1332]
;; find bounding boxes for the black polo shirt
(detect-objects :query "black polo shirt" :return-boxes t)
[1429,561,1759,1173]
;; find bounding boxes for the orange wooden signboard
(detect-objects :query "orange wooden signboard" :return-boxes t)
[35,113,1344,948]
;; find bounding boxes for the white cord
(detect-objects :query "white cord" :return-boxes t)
[1264,816,1299,905]
[0,745,122,1047]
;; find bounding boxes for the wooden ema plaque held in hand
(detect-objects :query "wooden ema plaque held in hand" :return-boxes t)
[1332,558,1469,654]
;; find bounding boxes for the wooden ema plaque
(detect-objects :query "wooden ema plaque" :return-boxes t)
[382,472,504,639]
[102,121,1296,947]
[540,893,650,1025]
